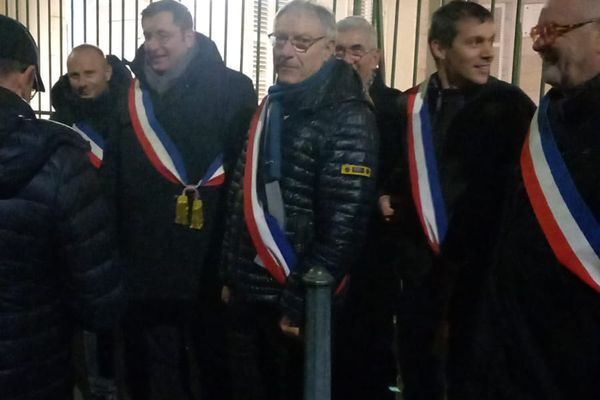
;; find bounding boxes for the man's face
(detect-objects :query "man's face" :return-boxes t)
[142,11,194,75]
[532,0,600,88]
[336,28,380,88]
[273,11,334,84]
[432,18,495,87]
[67,50,111,99]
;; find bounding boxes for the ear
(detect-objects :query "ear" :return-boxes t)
[105,64,113,82]
[18,65,36,100]
[429,39,447,61]
[371,48,381,66]
[323,39,335,59]
[184,29,195,49]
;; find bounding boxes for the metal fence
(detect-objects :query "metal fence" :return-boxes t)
[0,0,545,118]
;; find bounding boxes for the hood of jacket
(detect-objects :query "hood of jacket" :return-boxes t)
[50,55,132,118]
[0,87,84,195]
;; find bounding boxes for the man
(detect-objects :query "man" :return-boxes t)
[335,16,402,400]
[220,2,378,399]
[51,44,131,169]
[0,15,123,400]
[379,2,534,399]
[104,0,256,399]
[451,0,600,398]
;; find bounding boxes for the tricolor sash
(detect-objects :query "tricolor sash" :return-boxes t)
[521,95,600,292]
[407,78,448,253]
[72,122,104,168]
[128,79,225,188]
[243,97,297,284]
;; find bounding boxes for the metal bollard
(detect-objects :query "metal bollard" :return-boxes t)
[303,266,334,400]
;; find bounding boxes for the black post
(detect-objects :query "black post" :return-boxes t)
[303,266,334,400]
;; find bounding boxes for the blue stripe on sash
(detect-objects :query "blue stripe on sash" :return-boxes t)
[539,97,600,258]
[76,121,105,148]
[201,153,224,183]
[264,212,298,271]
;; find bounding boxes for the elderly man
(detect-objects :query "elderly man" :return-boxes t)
[51,45,131,169]
[451,0,600,399]
[379,2,534,399]
[104,0,256,399]
[221,1,378,399]
[0,15,123,400]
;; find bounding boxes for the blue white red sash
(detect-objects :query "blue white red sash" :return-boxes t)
[407,78,448,253]
[72,122,104,168]
[521,96,600,292]
[128,79,225,188]
[243,97,297,284]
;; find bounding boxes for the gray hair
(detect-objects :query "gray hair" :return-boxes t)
[275,0,336,40]
[336,16,377,49]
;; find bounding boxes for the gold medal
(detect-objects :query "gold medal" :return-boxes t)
[189,198,204,230]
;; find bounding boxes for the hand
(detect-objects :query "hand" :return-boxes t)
[378,194,395,221]
[279,315,301,338]
[221,285,232,304]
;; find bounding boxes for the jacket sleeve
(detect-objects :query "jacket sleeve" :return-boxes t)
[280,102,379,322]
[53,145,125,331]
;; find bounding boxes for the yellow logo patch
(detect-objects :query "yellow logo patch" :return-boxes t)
[341,164,372,178]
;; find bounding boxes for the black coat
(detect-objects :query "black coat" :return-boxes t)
[222,60,378,322]
[0,87,123,400]
[452,76,600,400]
[105,32,256,302]
[50,55,132,141]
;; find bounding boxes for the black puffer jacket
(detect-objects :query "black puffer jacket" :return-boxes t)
[50,55,132,136]
[105,32,256,302]
[222,60,378,321]
[0,87,124,400]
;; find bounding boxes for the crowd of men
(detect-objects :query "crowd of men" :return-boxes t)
[1,0,600,399]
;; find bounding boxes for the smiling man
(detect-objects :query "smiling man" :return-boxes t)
[378,2,534,399]
[451,0,600,399]
[221,1,377,399]
[105,0,256,399]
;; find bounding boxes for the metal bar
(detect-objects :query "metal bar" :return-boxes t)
[255,0,263,96]
[16,0,19,20]
[26,0,30,27]
[83,0,87,42]
[60,0,63,76]
[209,0,213,38]
[36,0,41,116]
[240,0,245,72]
[333,0,337,15]
[353,0,362,15]
[373,0,385,76]
[121,0,125,59]
[303,267,334,400]
[96,0,99,45]
[135,0,139,51]
[491,0,496,17]
[224,0,229,64]
[109,0,112,54]
[511,0,523,85]
[412,0,422,86]
[70,0,74,48]
[390,0,400,86]
[193,0,197,31]
[48,0,52,112]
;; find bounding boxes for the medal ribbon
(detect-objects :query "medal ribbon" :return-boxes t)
[521,95,600,292]
[407,78,448,253]
[243,96,297,284]
[128,79,225,188]
[72,122,104,169]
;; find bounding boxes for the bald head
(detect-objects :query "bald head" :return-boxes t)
[67,44,112,99]
[533,0,600,88]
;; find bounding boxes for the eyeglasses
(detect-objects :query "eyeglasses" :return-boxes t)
[530,17,600,46]
[334,44,374,61]
[267,33,326,53]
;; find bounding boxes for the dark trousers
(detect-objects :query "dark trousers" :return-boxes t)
[226,301,303,400]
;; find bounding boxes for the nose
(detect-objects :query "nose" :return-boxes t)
[532,36,549,53]
[343,52,357,65]
[144,36,160,52]
[279,39,296,57]
[481,40,494,61]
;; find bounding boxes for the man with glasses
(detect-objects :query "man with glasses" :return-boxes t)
[0,15,124,400]
[104,0,256,399]
[221,1,377,399]
[452,0,600,398]
[378,2,534,399]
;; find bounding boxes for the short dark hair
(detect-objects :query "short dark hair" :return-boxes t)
[428,1,493,47]
[141,0,194,32]
[0,58,28,77]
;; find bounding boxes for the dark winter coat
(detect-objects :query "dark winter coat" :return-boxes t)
[50,55,132,141]
[0,87,123,400]
[104,32,256,302]
[222,59,378,322]
[451,75,600,400]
